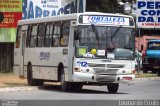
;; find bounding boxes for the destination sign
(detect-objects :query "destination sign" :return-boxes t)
[82,16,130,26]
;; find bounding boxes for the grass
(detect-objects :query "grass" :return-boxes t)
[135,71,159,78]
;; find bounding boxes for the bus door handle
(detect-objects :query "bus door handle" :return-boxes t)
[63,49,68,55]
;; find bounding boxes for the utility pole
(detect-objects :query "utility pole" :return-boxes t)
[137,28,141,75]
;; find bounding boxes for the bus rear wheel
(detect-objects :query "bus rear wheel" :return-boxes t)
[27,64,43,86]
[107,83,119,93]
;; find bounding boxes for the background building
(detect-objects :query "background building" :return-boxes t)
[1,0,159,72]
[0,0,22,72]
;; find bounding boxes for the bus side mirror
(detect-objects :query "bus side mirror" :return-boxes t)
[74,30,79,40]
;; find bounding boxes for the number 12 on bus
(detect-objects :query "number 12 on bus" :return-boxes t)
[14,12,136,93]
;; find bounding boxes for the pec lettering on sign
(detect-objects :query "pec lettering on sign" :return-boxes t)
[136,0,160,28]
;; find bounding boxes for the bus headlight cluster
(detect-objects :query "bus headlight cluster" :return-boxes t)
[74,67,80,72]
[74,67,90,72]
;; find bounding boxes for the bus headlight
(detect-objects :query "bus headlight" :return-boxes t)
[74,67,84,72]
[74,67,80,72]
[74,67,90,72]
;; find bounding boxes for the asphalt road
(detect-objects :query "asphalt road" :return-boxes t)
[0,79,160,100]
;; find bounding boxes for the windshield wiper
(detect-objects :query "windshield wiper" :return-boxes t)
[91,24,99,46]
[111,25,122,43]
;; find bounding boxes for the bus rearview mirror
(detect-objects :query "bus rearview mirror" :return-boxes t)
[74,30,79,40]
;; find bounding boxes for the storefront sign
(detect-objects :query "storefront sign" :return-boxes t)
[23,0,85,19]
[137,0,160,28]
[0,0,22,42]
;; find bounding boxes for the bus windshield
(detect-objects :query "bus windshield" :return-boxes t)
[75,25,134,60]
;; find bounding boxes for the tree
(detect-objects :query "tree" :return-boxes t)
[86,0,119,13]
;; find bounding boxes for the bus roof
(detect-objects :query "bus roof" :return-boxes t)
[18,12,134,26]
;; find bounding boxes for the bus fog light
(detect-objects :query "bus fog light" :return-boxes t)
[92,75,94,80]
[117,77,120,81]
[86,69,89,72]
[122,70,126,73]
[132,70,135,74]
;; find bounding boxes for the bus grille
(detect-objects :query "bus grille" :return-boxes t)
[93,68,118,74]
[87,63,105,67]
[107,64,124,68]
[88,63,125,74]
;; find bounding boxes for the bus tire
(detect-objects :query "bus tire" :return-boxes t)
[27,64,36,86]
[71,83,83,92]
[60,69,71,91]
[36,80,44,86]
[27,64,44,86]
[107,83,119,93]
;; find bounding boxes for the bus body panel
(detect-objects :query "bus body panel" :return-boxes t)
[23,47,69,80]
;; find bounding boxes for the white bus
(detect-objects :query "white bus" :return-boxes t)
[14,12,135,93]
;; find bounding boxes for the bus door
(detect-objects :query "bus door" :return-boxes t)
[67,20,77,81]
[20,25,28,77]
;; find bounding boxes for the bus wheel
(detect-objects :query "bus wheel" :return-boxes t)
[71,83,83,92]
[107,83,119,93]
[27,65,44,86]
[60,69,71,91]
[27,64,35,86]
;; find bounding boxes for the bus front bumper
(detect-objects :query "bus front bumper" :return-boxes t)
[72,72,135,84]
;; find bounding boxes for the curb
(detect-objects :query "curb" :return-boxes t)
[0,86,38,92]
[135,77,160,80]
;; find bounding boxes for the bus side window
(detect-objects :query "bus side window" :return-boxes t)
[30,25,38,47]
[26,26,31,47]
[37,23,46,47]
[15,26,21,48]
[45,23,53,47]
[52,22,61,47]
[60,21,70,47]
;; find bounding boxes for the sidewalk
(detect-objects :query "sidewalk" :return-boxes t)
[0,72,27,88]
[0,72,38,92]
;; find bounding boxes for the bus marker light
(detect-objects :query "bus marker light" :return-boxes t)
[132,70,135,74]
